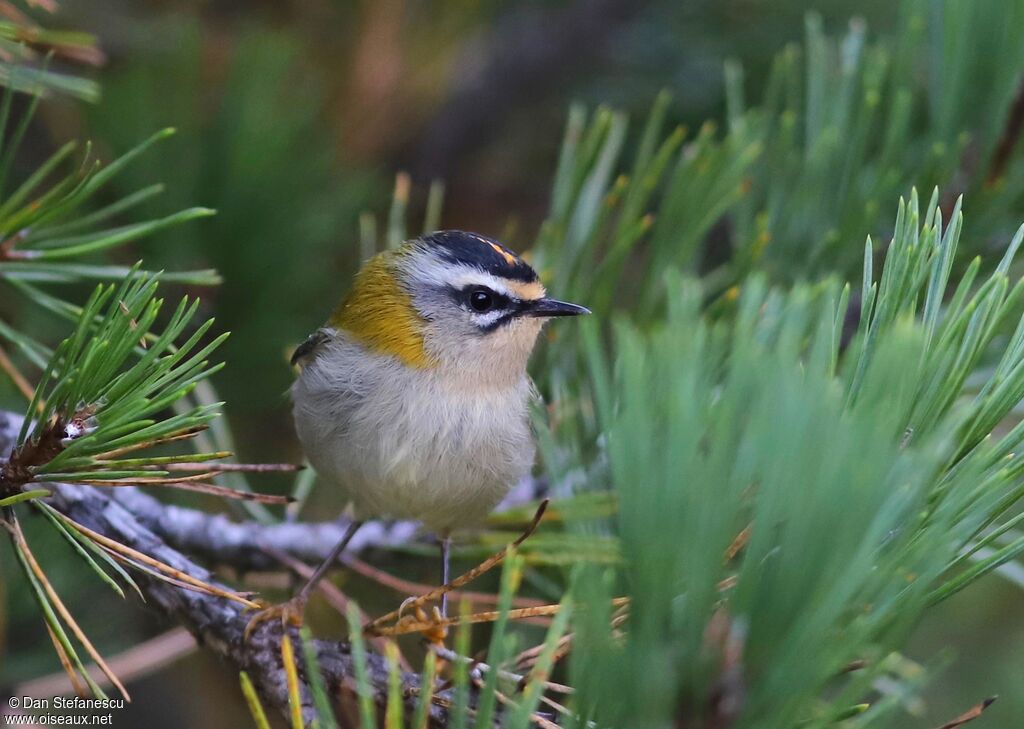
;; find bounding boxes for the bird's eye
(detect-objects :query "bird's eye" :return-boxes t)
[469,287,495,312]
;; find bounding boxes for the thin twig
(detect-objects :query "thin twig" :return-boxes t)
[159,462,301,473]
[376,604,561,637]
[474,676,561,729]
[61,476,291,504]
[377,598,627,638]
[0,344,36,406]
[342,553,549,611]
[539,693,573,719]
[513,633,573,672]
[18,628,197,699]
[100,546,250,600]
[59,512,260,608]
[933,697,997,729]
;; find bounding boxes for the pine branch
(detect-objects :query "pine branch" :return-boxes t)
[0,410,446,725]
[100,475,545,573]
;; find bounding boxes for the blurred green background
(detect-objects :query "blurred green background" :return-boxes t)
[1,1,1022,727]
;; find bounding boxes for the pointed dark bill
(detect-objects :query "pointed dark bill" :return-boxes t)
[525,298,591,317]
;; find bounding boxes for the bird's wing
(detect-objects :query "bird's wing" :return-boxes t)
[526,375,546,439]
[526,375,544,406]
[290,328,332,367]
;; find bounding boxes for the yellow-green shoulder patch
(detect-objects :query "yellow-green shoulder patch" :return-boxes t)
[330,254,435,368]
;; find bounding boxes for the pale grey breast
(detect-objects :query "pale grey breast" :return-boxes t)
[291,330,536,531]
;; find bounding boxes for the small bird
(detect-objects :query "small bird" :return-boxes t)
[248,230,588,631]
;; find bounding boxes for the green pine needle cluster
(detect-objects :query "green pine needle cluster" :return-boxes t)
[0,5,102,103]
[0,80,218,373]
[8,270,225,490]
[560,190,1024,727]
[0,120,216,286]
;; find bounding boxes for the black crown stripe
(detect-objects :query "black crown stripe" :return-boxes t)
[420,230,538,283]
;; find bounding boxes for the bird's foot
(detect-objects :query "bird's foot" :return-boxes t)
[244,595,308,641]
[385,601,449,645]
[397,595,419,621]
[417,605,449,646]
[392,594,450,643]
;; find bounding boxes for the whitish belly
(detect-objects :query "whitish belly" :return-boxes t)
[295,371,535,532]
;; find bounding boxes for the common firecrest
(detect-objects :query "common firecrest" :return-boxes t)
[247,230,588,631]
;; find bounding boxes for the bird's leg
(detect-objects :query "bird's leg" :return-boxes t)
[407,532,453,645]
[398,531,453,622]
[368,500,550,637]
[245,519,363,640]
[395,532,453,645]
[439,532,452,618]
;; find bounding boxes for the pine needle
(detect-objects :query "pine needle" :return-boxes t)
[6,516,129,700]
[58,513,259,608]
[239,672,272,729]
[280,634,304,729]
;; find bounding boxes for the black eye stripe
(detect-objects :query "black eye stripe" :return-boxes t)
[478,312,518,332]
[443,284,529,333]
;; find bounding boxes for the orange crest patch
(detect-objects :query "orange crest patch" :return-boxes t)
[483,238,519,266]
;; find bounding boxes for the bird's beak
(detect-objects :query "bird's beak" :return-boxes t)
[524,297,591,318]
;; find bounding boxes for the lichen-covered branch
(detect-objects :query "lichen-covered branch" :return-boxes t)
[79,465,544,574]
[108,485,423,572]
[1,411,443,725]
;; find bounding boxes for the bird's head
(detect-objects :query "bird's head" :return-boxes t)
[330,230,588,386]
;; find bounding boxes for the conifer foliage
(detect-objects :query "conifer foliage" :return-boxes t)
[3,2,1024,727]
